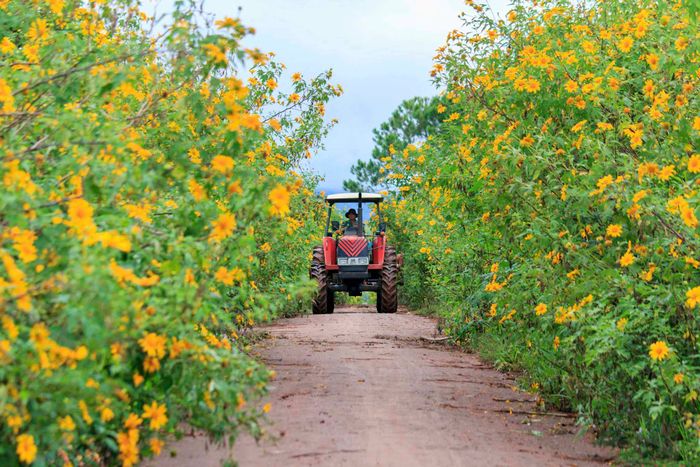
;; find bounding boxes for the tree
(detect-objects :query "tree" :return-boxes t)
[343,96,442,191]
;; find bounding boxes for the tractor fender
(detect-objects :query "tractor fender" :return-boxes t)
[322,236,336,267]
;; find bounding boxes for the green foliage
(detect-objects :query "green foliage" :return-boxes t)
[0,0,336,465]
[381,0,700,461]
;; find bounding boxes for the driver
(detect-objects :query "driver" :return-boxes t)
[342,208,359,233]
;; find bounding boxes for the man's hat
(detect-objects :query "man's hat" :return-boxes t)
[345,208,357,218]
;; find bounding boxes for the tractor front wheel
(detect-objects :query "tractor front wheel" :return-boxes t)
[377,246,398,314]
[310,246,333,314]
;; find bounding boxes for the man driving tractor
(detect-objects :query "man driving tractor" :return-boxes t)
[342,208,360,233]
[310,192,400,314]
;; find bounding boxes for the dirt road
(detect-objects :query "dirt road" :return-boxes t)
[152,306,615,466]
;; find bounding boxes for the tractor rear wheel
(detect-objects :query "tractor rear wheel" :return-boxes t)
[377,246,398,313]
[328,291,335,314]
[310,246,332,314]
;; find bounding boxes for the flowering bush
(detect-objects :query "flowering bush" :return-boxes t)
[380,0,700,461]
[0,0,337,465]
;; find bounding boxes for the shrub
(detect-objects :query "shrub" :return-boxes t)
[0,0,337,465]
[381,0,700,461]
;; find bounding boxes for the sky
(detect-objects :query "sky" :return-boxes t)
[148,0,510,193]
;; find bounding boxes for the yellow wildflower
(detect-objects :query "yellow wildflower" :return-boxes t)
[648,341,670,361]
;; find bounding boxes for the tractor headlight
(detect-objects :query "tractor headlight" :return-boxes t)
[338,256,369,266]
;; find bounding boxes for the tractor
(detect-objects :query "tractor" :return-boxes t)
[310,192,401,314]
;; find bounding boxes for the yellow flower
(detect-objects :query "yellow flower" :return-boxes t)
[564,80,578,93]
[209,212,237,241]
[0,37,15,54]
[143,356,161,373]
[645,53,659,70]
[142,401,168,430]
[123,413,142,430]
[96,230,132,252]
[618,36,633,53]
[571,120,587,133]
[58,415,75,431]
[150,437,164,455]
[616,317,628,331]
[686,286,700,309]
[606,224,622,238]
[667,196,689,214]
[47,0,64,15]
[138,332,166,359]
[268,118,282,131]
[640,263,656,282]
[117,429,139,466]
[214,266,245,285]
[0,78,13,112]
[211,155,235,173]
[681,207,698,228]
[525,78,540,93]
[188,179,207,201]
[6,414,22,433]
[214,16,239,29]
[674,373,684,384]
[203,43,227,65]
[487,303,497,317]
[27,18,48,42]
[688,154,700,173]
[648,341,669,361]
[101,407,115,422]
[268,185,290,217]
[67,198,94,226]
[535,303,547,316]
[659,165,675,181]
[124,203,153,224]
[131,372,144,387]
[79,400,93,425]
[675,37,688,51]
[633,190,648,203]
[188,148,202,164]
[16,433,37,464]
[619,251,635,267]
[1,315,19,340]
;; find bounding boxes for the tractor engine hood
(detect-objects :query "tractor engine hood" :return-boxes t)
[337,236,370,267]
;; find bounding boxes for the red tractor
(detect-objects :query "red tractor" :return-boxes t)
[310,192,401,314]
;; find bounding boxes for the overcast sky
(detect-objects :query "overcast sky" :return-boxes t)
[149,0,510,193]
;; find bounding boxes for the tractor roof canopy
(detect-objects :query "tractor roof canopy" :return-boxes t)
[325,192,383,204]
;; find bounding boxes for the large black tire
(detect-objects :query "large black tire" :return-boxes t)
[310,246,332,314]
[328,291,335,314]
[377,246,398,313]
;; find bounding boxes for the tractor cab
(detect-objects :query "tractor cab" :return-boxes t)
[309,192,400,314]
[324,192,385,238]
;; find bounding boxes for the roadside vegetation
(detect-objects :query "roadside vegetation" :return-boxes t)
[4,0,700,464]
[0,1,336,465]
[375,0,700,461]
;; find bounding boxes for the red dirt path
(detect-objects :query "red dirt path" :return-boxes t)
[151,306,616,466]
